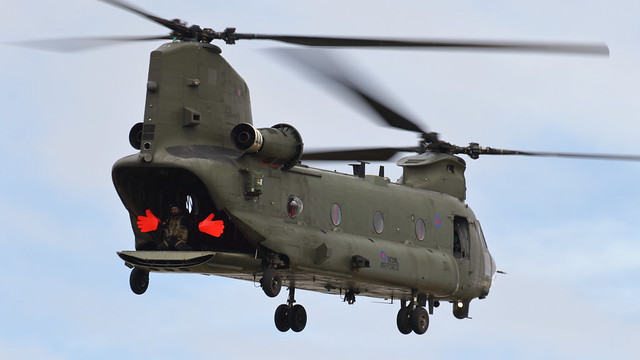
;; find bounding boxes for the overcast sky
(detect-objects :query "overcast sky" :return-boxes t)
[2,1,639,359]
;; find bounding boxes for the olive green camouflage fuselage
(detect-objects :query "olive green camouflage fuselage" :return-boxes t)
[113,41,495,312]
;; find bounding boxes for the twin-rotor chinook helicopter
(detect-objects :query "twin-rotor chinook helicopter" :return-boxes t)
[38,0,640,335]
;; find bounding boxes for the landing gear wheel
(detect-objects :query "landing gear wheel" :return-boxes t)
[396,307,412,334]
[260,269,282,298]
[274,304,290,332]
[129,267,149,295]
[410,306,429,335]
[289,304,307,332]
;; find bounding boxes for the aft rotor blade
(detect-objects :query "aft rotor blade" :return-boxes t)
[273,49,429,134]
[100,0,187,34]
[240,34,609,56]
[472,147,640,161]
[302,147,420,161]
[8,35,171,52]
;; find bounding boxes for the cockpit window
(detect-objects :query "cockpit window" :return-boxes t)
[477,220,489,249]
[453,216,470,259]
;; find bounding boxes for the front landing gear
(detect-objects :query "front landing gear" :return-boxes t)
[396,292,430,335]
[410,307,429,334]
[273,286,307,332]
[396,306,413,334]
[274,304,291,332]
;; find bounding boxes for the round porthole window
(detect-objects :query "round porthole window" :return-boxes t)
[415,218,426,241]
[330,203,342,226]
[287,196,303,218]
[373,211,384,234]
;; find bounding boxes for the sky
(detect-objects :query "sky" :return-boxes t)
[2,0,639,359]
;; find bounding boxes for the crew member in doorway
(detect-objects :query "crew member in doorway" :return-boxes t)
[137,206,225,250]
[136,206,193,251]
[158,206,193,251]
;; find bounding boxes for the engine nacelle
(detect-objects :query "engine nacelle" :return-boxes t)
[230,123,304,170]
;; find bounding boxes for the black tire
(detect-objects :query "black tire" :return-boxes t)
[260,269,282,298]
[129,268,149,295]
[289,304,307,332]
[274,304,290,332]
[410,306,429,335]
[396,307,412,334]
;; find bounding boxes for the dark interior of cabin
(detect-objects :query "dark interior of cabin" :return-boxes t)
[113,166,255,254]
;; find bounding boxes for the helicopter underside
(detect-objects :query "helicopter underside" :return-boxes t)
[117,250,416,302]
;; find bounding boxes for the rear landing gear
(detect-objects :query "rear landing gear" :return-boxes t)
[129,267,149,295]
[260,268,282,298]
[273,285,307,332]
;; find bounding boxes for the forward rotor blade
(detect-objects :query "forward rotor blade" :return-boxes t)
[7,35,171,52]
[242,34,609,55]
[273,49,429,134]
[338,78,428,133]
[470,147,640,161]
[302,147,420,161]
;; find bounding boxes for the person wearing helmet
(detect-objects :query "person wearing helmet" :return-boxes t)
[157,206,192,251]
[137,205,225,250]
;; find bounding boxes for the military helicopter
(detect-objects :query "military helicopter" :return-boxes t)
[37,0,638,335]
